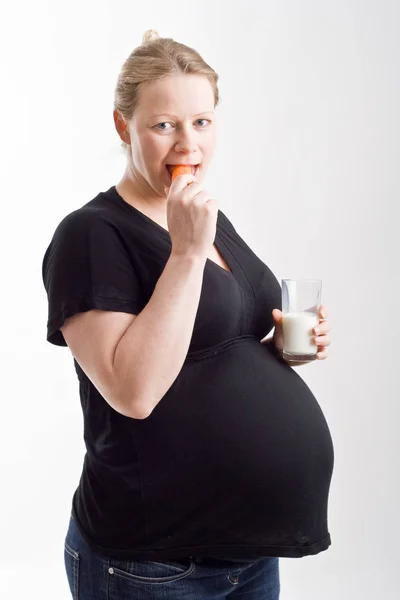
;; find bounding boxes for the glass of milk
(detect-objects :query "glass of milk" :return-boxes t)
[281,279,322,362]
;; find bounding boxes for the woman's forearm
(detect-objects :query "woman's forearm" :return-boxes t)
[113,253,206,418]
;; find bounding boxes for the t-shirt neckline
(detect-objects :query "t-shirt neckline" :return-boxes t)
[107,185,235,278]
[110,185,172,238]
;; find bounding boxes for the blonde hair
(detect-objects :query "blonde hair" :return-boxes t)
[114,30,220,152]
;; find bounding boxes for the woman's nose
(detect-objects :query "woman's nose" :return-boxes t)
[174,127,197,154]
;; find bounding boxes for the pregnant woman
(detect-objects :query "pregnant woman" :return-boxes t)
[42,30,334,600]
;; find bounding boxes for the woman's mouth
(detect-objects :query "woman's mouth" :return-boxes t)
[165,164,200,180]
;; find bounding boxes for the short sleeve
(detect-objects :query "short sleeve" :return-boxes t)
[42,210,146,347]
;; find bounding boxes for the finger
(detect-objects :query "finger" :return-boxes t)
[170,172,197,193]
[190,189,213,207]
[181,182,205,201]
[319,305,328,319]
[316,348,329,360]
[314,335,331,346]
[313,322,331,335]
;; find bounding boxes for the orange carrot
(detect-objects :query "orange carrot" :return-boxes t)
[171,165,193,182]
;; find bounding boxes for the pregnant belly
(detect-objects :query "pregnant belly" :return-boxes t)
[133,335,335,550]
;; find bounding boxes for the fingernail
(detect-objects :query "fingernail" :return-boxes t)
[321,311,326,318]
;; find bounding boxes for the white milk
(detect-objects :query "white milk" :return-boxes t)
[282,311,319,356]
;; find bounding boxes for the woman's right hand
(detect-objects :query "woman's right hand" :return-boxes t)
[164,173,218,261]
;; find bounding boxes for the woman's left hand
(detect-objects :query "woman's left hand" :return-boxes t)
[271,305,331,361]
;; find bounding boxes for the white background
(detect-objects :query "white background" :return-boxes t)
[1,0,399,598]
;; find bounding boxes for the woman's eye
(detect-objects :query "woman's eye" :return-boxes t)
[154,122,172,131]
[196,119,209,127]
[154,119,210,131]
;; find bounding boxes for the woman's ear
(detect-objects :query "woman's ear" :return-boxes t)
[113,109,130,144]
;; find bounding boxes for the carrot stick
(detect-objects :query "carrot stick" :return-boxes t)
[171,165,193,182]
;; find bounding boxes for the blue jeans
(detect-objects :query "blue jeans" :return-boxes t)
[64,514,280,599]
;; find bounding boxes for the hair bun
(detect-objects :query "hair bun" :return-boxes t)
[142,29,160,44]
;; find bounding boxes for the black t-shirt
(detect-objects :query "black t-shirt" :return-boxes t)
[42,185,334,561]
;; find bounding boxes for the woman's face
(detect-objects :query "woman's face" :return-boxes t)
[126,73,217,196]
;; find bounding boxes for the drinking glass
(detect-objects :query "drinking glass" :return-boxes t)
[281,279,322,362]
